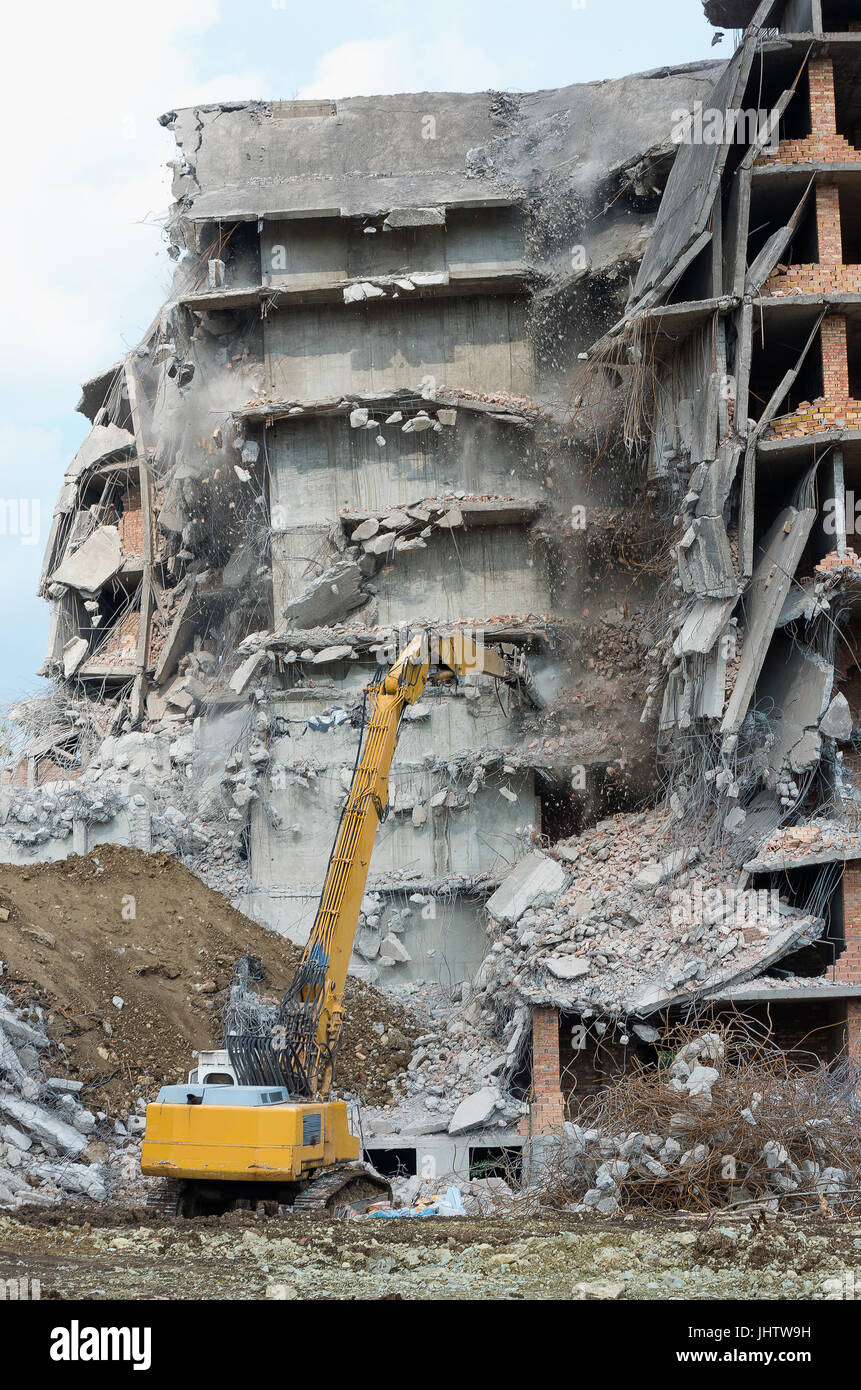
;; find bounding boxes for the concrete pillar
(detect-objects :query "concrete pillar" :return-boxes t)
[72,820,88,856]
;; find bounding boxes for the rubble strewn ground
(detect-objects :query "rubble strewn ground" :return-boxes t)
[2,1205,859,1301]
[474,815,823,1021]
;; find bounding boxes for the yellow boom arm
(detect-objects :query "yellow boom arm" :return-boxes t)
[288,631,526,1095]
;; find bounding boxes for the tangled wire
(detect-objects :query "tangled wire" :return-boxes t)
[538,1018,861,1216]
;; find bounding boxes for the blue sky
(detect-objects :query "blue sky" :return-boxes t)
[0,0,731,709]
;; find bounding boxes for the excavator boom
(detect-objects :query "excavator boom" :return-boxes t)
[143,628,538,1209]
[228,629,536,1096]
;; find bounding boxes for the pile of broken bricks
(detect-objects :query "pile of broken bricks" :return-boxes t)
[746,819,861,871]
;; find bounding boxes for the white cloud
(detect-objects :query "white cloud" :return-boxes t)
[298,27,503,99]
[0,0,264,401]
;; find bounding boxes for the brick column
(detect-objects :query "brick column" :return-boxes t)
[529,1006,565,1132]
[821,315,850,401]
[834,867,861,1073]
[815,183,843,265]
[809,56,838,141]
[836,865,861,983]
[119,484,144,555]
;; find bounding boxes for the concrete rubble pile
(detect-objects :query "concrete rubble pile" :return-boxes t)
[474,815,823,1023]
[389,1172,517,1217]
[365,802,829,1148]
[362,985,530,1139]
[0,973,144,1211]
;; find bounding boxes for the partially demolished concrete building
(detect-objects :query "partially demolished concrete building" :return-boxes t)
[506,0,861,1132]
[4,63,722,974]
[9,1,861,1159]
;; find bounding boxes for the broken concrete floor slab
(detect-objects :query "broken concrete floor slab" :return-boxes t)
[51,526,123,594]
[486,852,568,926]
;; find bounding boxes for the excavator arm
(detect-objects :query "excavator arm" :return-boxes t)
[228,630,538,1097]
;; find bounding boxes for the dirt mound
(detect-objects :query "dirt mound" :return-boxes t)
[0,846,416,1113]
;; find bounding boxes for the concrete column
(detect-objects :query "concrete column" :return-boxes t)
[72,820,88,856]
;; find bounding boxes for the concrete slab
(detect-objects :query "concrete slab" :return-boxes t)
[51,526,123,594]
[486,851,567,926]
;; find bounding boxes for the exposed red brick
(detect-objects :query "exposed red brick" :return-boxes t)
[758,57,861,167]
[529,1006,565,1132]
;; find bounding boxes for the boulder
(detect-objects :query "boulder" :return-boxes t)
[820,693,853,741]
[546,956,590,981]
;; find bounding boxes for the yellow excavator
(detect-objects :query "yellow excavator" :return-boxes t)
[141,630,539,1214]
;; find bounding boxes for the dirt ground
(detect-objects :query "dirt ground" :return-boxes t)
[0,846,417,1114]
[2,1203,859,1300]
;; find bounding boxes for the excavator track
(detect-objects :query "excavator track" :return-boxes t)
[145,1178,184,1215]
[293,1161,391,1212]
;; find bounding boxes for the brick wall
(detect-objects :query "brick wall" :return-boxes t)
[0,759,29,787]
[758,56,861,166]
[838,861,861,1063]
[810,54,838,140]
[94,608,140,669]
[768,394,861,436]
[816,182,843,263]
[118,484,143,556]
[724,999,845,1067]
[837,864,861,983]
[767,315,858,437]
[847,1000,861,1062]
[816,549,861,578]
[36,760,83,786]
[763,263,861,296]
[822,314,850,397]
[762,182,861,296]
[528,1006,565,1132]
